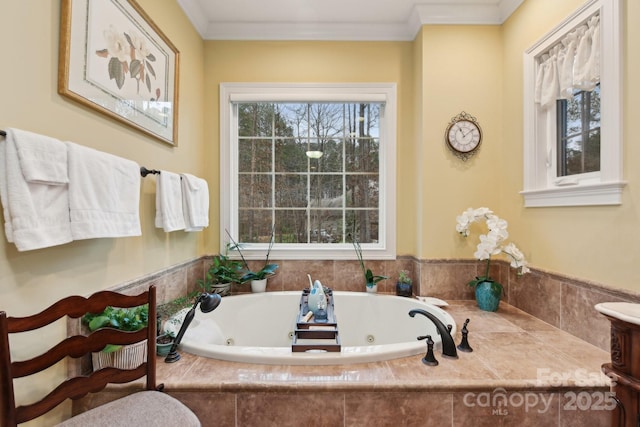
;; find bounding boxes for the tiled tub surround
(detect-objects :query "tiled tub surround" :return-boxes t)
[74,301,612,426]
[133,256,640,353]
[66,256,640,425]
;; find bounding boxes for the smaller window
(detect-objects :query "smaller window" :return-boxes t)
[556,84,600,177]
[522,0,625,207]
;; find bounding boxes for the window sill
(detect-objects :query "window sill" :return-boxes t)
[520,181,627,207]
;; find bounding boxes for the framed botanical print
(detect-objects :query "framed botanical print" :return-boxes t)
[58,0,180,146]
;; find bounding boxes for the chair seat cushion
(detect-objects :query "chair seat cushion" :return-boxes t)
[56,390,200,426]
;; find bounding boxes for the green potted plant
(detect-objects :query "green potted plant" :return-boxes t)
[197,244,245,297]
[156,332,174,356]
[396,270,412,297]
[456,207,530,311]
[227,228,279,292]
[83,304,150,370]
[353,238,387,293]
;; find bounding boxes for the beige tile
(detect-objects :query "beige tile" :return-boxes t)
[490,304,557,332]
[527,330,610,382]
[470,332,596,382]
[558,390,612,426]
[421,261,476,300]
[169,391,236,427]
[186,259,206,294]
[509,271,561,328]
[453,391,560,427]
[334,260,368,292]
[287,361,395,388]
[154,267,189,305]
[388,351,500,386]
[237,392,344,427]
[561,282,619,351]
[345,392,452,426]
[444,302,525,334]
[280,260,335,291]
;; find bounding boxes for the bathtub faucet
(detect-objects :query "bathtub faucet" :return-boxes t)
[408,309,458,359]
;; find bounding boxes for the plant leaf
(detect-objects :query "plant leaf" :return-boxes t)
[102,344,122,353]
[130,59,141,78]
[124,32,133,47]
[108,57,125,89]
[88,315,110,331]
[146,60,156,78]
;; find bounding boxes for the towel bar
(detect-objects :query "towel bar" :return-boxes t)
[140,166,161,177]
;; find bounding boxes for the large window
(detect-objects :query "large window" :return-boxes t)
[220,83,396,260]
[522,0,624,207]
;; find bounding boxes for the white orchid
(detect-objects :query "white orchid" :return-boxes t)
[456,207,530,282]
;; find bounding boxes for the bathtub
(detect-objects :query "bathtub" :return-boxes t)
[173,291,457,365]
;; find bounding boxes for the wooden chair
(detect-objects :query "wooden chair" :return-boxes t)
[0,285,200,426]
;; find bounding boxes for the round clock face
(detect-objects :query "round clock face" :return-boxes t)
[446,120,482,154]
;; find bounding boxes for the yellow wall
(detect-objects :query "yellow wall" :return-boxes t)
[0,1,204,424]
[202,40,417,255]
[3,0,640,424]
[416,25,503,259]
[500,0,640,290]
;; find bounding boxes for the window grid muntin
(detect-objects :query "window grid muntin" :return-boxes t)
[237,102,381,245]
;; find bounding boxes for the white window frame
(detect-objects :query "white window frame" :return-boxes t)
[521,0,625,207]
[219,83,397,260]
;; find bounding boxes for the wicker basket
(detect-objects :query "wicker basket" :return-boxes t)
[92,340,147,371]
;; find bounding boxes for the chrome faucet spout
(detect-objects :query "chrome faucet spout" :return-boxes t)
[408,309,458,359]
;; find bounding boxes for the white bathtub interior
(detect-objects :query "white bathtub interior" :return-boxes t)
[171,291,457,365]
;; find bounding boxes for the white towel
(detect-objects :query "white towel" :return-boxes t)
[0,139,12,243]
[67,142,141,239]
[155,171,185,232]
[180,173,209,232]
[13,128,69,185]
[0,129,72,251]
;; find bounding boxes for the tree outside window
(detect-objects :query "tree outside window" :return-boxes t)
[237,102,382,245]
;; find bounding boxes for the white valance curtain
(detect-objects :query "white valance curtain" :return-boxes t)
[535,13,600,109]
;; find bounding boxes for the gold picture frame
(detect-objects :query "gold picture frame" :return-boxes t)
[58,0,179,146]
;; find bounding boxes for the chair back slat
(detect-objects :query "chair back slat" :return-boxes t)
[14,365,148,424]
[12,328,148,379]
[8,291,151,333]
[0,312,17,427]
[0,286,157,427]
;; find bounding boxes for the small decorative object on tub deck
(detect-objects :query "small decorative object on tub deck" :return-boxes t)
[197,243,244,297]
[156,333,174,356]
[82,304,149,370]
[419,335,438,366]
[457,318,473,352]
[455,207,530,312]
[353,238,387,292]
[396,270,412,297]
[165,292,222,363]
[226,228,279,292]
[292,288,340,352]
[307,278,328,319]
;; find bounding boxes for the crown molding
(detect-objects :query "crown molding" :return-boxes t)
[178,0,525,41]
[176,0,209,37]
[202,21,415,41]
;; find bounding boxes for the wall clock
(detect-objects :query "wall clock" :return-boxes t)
[445,111,482,161]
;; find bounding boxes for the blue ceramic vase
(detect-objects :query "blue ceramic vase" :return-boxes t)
[474,280,503,312]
